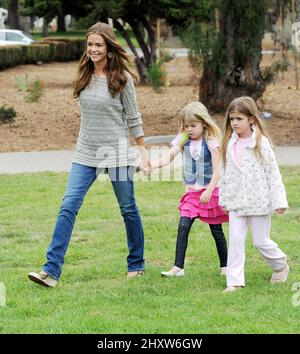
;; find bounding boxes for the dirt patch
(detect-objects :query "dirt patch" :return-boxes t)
[0,54,299,153]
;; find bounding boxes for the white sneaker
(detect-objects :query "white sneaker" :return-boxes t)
[28,271,57,288]
[220,267,227,276]
[222,286,243,293]
[270,264,290,284]
[161,266,184,277]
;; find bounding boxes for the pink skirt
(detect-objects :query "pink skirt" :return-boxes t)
[178,188,229,224]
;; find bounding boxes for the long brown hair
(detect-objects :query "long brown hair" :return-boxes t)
[220,96,273,166]
[73,22,139,98]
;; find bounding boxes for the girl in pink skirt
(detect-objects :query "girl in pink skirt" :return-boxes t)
[151,101,228,277]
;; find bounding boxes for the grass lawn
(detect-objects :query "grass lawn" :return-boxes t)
[0,167,299,334]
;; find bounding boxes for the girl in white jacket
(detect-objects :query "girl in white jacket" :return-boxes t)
[219,96,289,293]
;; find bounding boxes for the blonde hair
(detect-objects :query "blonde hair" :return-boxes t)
[220,96,273,166]
[178,101,222,150]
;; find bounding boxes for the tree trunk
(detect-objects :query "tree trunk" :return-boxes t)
[200,0,266,113]
[139,15,157,64]
[128,17,151,66]
[42,18,49,37]
[113,19,148,83]
[57,13,66,32]
[29,16,35,31]
[8,0,20,29]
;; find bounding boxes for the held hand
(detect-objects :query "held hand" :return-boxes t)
[200,189,212,204]
[140,158,152,176]
[275,208,286,215]
[137,146,151,176]
[141,165,152,176]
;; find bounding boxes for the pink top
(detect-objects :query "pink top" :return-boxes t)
[171,133,220,191]
[234,136,251,167]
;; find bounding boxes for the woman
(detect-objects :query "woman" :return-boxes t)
[28,22,149,287]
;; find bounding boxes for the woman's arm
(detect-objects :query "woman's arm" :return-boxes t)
[135,136,150,172]
[121,73,144,139]
[200,148,220,203]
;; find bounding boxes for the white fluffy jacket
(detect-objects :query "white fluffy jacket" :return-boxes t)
[219,129,288,216]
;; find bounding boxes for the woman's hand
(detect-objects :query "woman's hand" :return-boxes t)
[140,161,152,176]
[138,147,151,176]
[135,138,151,176]
[200,189,212,204]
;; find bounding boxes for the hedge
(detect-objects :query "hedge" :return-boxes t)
[0,38,85,70]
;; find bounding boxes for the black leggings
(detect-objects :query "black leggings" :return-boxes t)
[174,217,228,269]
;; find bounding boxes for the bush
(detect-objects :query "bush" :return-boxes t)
[15,73,28,92]
[147,61,167,93]
[0,45,23,70]
[159,51,174,63]
[41,38,85,61]
[0,38,85,70]
[22,43,51,64]
[0,106,16,124]
[25,78,44,103]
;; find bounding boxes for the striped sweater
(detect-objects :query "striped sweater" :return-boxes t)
[73,73,144,168]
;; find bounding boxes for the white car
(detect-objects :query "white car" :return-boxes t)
[0,29,35,46]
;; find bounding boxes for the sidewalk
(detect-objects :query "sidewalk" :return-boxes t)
[0,142,300,174]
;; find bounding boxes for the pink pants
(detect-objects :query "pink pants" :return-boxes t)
[227,211,287,287]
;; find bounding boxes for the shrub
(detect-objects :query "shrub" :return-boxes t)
[0,38,85,71]
[25,78,44,103]
[22,43,51,64]
[0,106,16,124]
[159,51,174,63]
[41,38,85,61]
[15,74,28,92]
[0,45,23,70]
[147,61,167,93]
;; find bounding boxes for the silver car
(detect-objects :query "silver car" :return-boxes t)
[0,29,35,46]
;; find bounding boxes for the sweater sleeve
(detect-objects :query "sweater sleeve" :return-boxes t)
[218,163,226,208]
[120,73,144,139]
[261,139,288,211]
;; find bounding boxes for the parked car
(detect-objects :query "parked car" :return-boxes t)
[0,29,35,46]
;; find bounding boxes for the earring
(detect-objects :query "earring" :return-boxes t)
[108,52,113,59]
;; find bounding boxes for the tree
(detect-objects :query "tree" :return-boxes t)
[7,0,20,29]
[79,0,212,83]
[79,0,164,82]
[0,0,9,8]
[21,0,92,35]
[22,0,62,35]
[57,0,93,31]
[198,0,267,112]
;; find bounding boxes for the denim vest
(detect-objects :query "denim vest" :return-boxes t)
[183,137,213,186]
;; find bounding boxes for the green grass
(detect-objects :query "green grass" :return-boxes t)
[31,31,86,40]
[0,167,299,333]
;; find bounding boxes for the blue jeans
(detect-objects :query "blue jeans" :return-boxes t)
[43,163,145,280]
